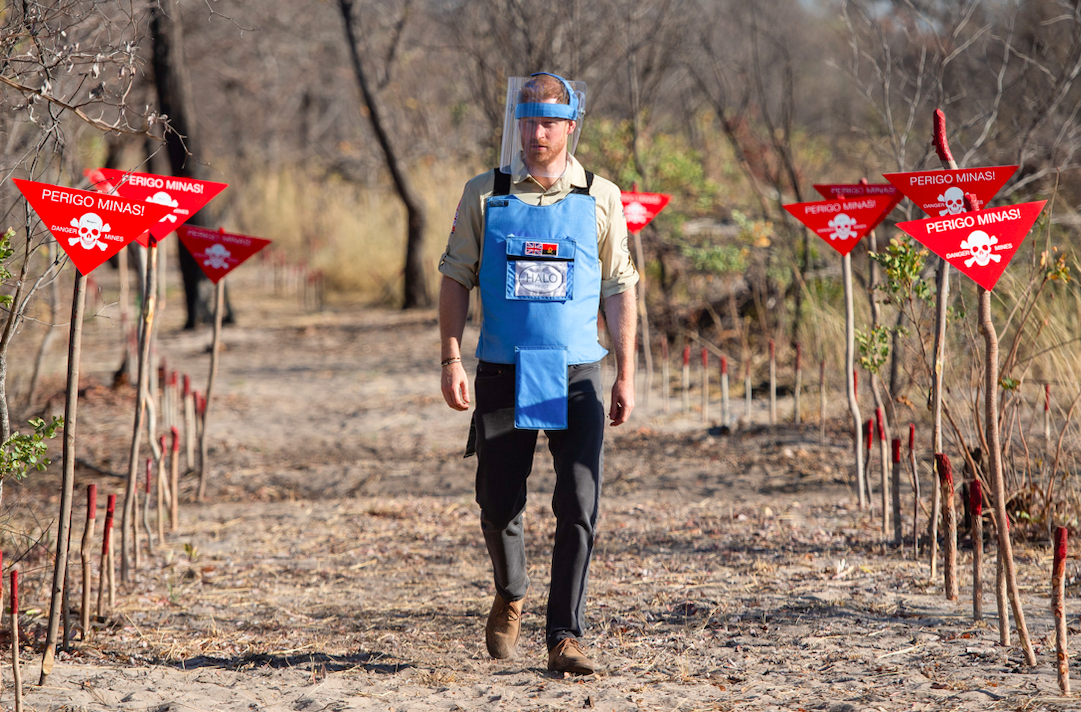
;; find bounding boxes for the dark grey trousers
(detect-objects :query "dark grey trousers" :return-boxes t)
[473,359,604,650]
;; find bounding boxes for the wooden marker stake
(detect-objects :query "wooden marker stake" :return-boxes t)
[143,459,155,553]
[877,408,890,535]
[1054,525,1070,695]
[845,253,865,509]
[700,348,709,423]
[971,479,984,621]
[935,453,959,601]
[966,188,1036,665]
[744,360,752,420]
[40,270,88,685]
[864,419,875,510]
[170,426,181,531]
[793,343,802,425]
[996,543,1010,645]
[929,109,953,590]
[819,359,826,442]
[720,356,729,428]
[768,339,776,425]
[661,338,670,414]
[908,424,920,559]
[1046,383,1052,442]
[156,435,167,541]
[198,276,225,501]
[891,438,902,546]
[183,374,196,471]
[12,570,22,712]
[122,239,159,584]
[682,345,690,413]
[80,485,96,641]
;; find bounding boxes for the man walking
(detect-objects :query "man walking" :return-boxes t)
[438,72,638,675]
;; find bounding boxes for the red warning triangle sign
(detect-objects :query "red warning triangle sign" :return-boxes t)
[13,179,173,275]
[882,165,1017,218]
[783,195,897,256]
[90,169,227,246]
[176,226,270,283]
[813,183,904,214]
[895,201,1046,291]
[620,192,671,233]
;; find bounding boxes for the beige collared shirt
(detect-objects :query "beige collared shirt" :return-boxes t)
[438,154,638,299]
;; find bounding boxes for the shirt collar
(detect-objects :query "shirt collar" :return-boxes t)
[513,153,588,190]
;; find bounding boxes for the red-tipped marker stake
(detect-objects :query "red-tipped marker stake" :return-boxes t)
[701,348,709,424]
[12,570,22,712]
[891,438,902,546]
[819,359,826,442]
[768,339,776,425]
[660,338,670,414]
[143,459,155,553]
[1054,525,1070,695]
[863,419,875,509]
[877,407,890,535]
[183,374,196,471]
[793,343,802,425]
[1046,383,1052,441]
[971,479,984,621]
[935,453,959,601]
[156,435,167,542]
[908,424,921,559]
[98,494,116,617]
[170,426,181,531]
[744,359,752,420]
[80,485,97,641]
[720,355,729,427]
[682,346,690,413]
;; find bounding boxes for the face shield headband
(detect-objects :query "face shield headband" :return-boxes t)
[514,72,580,121]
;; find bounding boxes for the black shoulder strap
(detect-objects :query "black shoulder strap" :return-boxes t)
[570,171,594,196]
[492,169,510,197]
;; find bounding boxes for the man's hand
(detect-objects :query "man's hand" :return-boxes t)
[608,376,634,426]
[441,362,471,411]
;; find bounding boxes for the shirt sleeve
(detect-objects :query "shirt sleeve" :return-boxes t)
[437,173,488,291]
[595,180,639,299]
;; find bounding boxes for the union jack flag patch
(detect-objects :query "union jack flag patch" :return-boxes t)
[525,241,543,256]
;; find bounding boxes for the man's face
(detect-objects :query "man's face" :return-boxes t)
[518,114,575,168]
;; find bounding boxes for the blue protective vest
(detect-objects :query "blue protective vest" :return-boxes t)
[475,170,608,366]
[475,169,608,429]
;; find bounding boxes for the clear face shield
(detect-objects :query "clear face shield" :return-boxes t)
[498,73,587,180]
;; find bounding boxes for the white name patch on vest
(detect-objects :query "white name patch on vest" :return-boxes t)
[514,261,568,298]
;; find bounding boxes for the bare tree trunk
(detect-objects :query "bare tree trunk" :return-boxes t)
[150,3,229,328]
[39,272,87,685]
[338,0,430,309]
[980,286,1035,665]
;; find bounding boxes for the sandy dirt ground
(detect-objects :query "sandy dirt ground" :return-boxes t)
[5,268,1081,711]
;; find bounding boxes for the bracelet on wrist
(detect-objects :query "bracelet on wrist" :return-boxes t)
[441,357,462,367]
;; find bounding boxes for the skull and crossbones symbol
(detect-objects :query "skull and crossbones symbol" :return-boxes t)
[202,243,232,270]
[68,212,110,251]
[938,187,965,216]
[960,230,1000,268]
[827,212,858,241]
[146,191,179,223]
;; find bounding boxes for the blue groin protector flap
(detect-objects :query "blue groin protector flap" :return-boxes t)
[514,347,569,430]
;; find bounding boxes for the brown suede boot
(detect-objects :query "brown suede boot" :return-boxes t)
[485,594,523,659]
[547,637,597,675]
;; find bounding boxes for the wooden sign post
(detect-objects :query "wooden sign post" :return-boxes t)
[784,195,896,508]
[177,226,271,500]
[11,179,170,684]
[897,184,1044,665]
